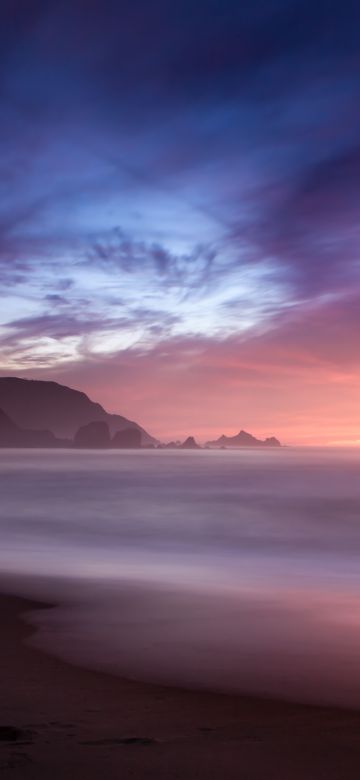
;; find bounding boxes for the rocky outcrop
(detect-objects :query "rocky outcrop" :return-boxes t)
[0,377,156,445]
[206,430,281,448]
[74,421,111,448]
[180,436,201,449]
[263,436,281,447]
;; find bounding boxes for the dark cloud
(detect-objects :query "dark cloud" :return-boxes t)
[87,228,218,298]
[1,0,360,382]
[236,143,360,297]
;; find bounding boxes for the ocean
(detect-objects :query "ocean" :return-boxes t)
[1,447,360,707]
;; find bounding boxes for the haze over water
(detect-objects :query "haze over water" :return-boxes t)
[1,448,360,708]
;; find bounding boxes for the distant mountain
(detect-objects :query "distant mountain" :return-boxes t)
[0,377,157,446]
[206,430,281,448]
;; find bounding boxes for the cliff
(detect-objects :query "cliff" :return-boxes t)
[0,377,156,446]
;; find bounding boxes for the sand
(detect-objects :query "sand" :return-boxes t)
[1,594,360,779]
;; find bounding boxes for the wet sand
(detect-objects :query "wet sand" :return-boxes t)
[1,594,360,779]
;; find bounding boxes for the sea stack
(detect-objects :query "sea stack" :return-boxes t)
[74,421,111,448]
[180,436,201,449]
[206,430,281,448]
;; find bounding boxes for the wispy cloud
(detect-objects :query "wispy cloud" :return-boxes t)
[1,1,360,441]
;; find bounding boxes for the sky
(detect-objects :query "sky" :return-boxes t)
[1,0,360,444]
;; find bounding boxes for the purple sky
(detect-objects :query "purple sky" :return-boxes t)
[1,1,360,443]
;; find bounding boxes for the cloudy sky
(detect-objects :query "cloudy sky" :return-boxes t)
[1,0,360,443]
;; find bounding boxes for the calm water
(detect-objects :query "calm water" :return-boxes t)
[1,447,360,707]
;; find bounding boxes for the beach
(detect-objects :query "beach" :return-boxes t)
[2,449,360,778]
[1,592,360,779]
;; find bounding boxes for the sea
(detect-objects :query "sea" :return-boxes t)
[1,447,360,708]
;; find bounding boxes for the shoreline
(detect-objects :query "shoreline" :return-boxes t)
[2,594,360,778]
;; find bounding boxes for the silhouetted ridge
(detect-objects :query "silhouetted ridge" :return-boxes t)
[0,377,156,445]
[206,430,281,448]
[0,407,60,448]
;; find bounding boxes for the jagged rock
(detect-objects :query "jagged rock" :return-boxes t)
[0,377,156,445]
[264,436,281,447]
[180,436,201,449]
[74,421,111,448]
[206,430,281,448]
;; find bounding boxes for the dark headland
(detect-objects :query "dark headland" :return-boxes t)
[0,377,281,449]
[0,377,156,448]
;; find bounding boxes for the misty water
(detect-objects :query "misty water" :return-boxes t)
[1,447,360,707]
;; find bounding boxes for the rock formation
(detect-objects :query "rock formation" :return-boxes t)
[74,421,111,448]
[0,377,156,445]
[206,430,281,448]
[180,436,201,449]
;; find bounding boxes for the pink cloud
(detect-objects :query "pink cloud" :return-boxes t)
[9,293,360,446]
